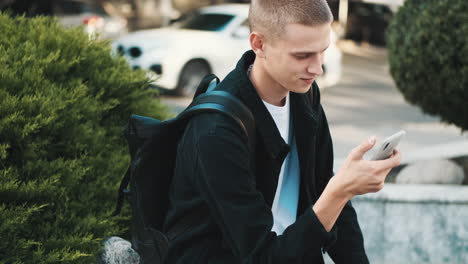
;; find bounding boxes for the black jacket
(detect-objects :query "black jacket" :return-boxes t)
[163,50,369,263]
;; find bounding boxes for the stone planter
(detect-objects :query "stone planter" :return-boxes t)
[324,183,468,264]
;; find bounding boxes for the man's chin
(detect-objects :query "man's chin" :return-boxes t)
[289,86,311,94]
[294,82,313,93]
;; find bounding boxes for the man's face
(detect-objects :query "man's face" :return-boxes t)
[262,23,331,94]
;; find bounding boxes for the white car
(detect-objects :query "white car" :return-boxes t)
[113,4,342,96]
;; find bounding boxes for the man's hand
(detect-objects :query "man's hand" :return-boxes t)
[333,136,402,198]
[313,136,402,232]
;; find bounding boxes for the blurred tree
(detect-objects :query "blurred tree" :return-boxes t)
[387,0,468,131]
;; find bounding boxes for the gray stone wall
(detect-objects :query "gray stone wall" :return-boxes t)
[324,184,468,264]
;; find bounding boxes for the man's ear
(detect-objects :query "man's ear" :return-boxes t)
[249,31,266,58]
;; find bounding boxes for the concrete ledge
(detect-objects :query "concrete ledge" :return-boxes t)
[353,183,468,204]
[402,141,468,166]
[348,183,468,264]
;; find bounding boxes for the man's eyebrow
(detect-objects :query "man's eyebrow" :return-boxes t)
[291,44,330,54]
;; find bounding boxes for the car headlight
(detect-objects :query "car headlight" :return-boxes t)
[150,64,163,75]
[128,47,142,58]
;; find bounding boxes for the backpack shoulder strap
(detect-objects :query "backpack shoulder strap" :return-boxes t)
[178,90,255,152]
[112,166,130,216]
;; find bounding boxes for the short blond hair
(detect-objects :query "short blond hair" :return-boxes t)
[248,0,333,38]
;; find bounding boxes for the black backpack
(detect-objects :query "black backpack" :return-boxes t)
[113,74,255,264]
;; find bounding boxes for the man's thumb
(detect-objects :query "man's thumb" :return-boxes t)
[350,136,376,160]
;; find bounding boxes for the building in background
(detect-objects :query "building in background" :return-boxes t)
[329,0,405,46]
[1,0,128,39]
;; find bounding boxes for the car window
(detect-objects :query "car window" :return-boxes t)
[178,13,235,32]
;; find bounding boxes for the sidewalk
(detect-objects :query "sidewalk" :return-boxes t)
[326,40,468,170]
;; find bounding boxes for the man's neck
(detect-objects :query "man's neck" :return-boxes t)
[248,60,288,107]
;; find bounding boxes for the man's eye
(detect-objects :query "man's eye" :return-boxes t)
[294,54,309,60]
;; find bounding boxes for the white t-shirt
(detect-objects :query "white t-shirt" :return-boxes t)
[262,93,297,234]
[262,94,290,143]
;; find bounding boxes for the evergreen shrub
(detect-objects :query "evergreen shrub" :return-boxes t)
[0,13,169,263]
[387,0,468,131]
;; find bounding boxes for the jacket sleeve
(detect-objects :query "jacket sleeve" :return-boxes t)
[326,201,369,263]
[315,104,369,264]
[192,114,336,263]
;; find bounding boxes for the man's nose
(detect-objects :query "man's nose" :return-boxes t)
[307,55,323,76]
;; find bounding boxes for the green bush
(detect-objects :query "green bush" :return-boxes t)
[0,13,169,263]
[387,0,468,131]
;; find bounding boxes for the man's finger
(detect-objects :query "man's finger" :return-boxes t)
[349,136,376,160]
[372,149,402,170]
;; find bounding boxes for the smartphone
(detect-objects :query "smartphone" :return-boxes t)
[369,130,406,160]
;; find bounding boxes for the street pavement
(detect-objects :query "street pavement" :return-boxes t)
[324,41,468,170]
[159,42,468,170]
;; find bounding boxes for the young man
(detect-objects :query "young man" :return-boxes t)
[163,0,402,263]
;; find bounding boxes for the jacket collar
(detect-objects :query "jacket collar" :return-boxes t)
[230,51,289,160]
[225,50,319,161]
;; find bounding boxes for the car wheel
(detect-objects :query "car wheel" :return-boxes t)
[176,60,210,97]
